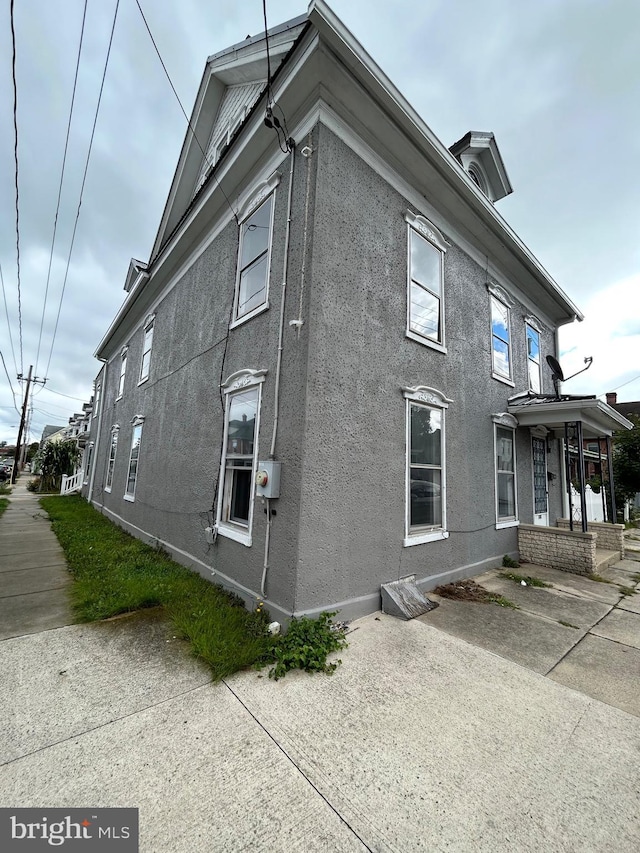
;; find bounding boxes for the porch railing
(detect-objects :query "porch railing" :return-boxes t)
[60,470,84,495]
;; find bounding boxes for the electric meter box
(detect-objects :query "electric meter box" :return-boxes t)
[255,461,281,499]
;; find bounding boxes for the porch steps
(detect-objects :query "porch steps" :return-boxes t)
[594,548,621,573]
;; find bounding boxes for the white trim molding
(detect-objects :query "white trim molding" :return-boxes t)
[221,368,267,393]
[487,282,514,307]
[491,412,519,429]
[404,210,449,252]
[236,172,281,222]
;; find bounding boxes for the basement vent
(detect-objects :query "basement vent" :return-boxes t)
[381,576,439,620]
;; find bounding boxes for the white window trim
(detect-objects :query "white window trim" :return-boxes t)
[493,414,519,528]
[124,417,144,502]
[116,346,128,401]
[83,443,94,485]
[525,321,542,394]
[230,174,281,329]
[215,369,267,546]
[402,385,452,547]
[105,424,119,494]
[488,284,514,386]
[404,211,448,352]
[138,314,155,386]
[93,383,101,419]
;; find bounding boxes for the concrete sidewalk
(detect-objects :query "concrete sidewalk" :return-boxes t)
[1,488,639,850]
[0,478,73,639]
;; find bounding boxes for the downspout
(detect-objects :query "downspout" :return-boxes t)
[261,143,296,598]
[88,358,108,505]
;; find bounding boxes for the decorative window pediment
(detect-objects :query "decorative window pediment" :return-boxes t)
[236,173,281,223]
[487,282,513,307]
[221,369,267,394]
[403,386,453,408]
[404,211,448,252]
[492,412,519,429]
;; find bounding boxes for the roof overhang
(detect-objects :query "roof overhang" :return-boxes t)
[507,397,634,439]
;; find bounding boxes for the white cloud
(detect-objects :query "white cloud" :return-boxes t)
[559,274,640,401]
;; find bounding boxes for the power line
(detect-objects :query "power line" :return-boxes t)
[134,0,238,222]
[42,0,121,382]
[0,262,18,378]
[10,0,23,375]
[34,0,89,379]
[601,373,640,397]
[0,350,20,415]
[39,386,88,402]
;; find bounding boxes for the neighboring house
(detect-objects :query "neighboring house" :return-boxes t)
[606,392,640,513]
[84,2,630,622]
[40,424,66,444]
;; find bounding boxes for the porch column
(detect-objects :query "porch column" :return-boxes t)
[564,423,574,531]
[575,420,588,533]
[606,435,617,523]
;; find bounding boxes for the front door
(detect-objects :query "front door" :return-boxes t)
[532,436,548,525]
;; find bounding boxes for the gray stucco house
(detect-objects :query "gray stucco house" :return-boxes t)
[85,1,629,622]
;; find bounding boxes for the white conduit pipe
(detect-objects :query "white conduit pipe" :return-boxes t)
[262,143,296,598]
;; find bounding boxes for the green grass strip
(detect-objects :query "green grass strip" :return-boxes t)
[0,498,9,518]
[39,495,274,680]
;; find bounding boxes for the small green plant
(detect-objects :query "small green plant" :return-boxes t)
[486,594,519,609]
[499,571,551,588]
[0,497,9,517]
[502,555,520,569]
[558,620,579,629]
[26,478,40,493]
[0,482,11,495]
[266,612,348,680]
[589,574,613,584]
[618,585,636,597]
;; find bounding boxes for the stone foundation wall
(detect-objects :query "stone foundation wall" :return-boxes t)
[557,519,624,556]
[518,524,597,575]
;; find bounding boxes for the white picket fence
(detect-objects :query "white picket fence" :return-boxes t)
[60,469,84,495]
[569,484,606,523]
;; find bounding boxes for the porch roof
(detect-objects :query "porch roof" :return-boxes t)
[507,393,634,439]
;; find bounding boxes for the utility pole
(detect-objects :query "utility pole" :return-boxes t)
[11,366,45,484]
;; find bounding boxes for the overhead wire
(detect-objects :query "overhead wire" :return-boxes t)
[42,0,121,383]
[0,262,18,379]
[134,0,238,222]
[9,0,23,375]
[600,373,640,397]
[34,0,89,379]
[0,350,20,415]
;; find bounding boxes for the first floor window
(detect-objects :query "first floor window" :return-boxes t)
[495,425,517,522]
[83,443,94,485]
[404,386,450,546]
[125,421,143,500]
[105,427,119,491]
[216,369,265,545]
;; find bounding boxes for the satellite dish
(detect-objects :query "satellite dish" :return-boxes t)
[546,355,565,382]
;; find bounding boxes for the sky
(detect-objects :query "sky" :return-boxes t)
[0,0,639,447]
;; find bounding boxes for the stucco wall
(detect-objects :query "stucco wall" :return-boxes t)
[293,123,562,615]
[90,137,320,617]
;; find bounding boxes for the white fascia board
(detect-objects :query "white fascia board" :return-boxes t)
[308,0,583,324]
[508,399,633,436]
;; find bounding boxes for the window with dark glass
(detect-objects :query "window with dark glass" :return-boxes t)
[409,403,443,530]
[139,321,154,383]
[496,426,516,521]
[221,387,258,526]
[106,428,118,491]
[125,423,143,499]
[117,350,127,398]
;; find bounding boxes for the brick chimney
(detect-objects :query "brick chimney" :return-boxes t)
[606,392,617,406]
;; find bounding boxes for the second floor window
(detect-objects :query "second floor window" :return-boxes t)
[93,383,101,418]
[526,324,541,393]
[405,212,447,351]
[139,317,155,383]
[105,426,119,492]
[117,348,128,399]
[234,195,274,323]
[490,295,512,382]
